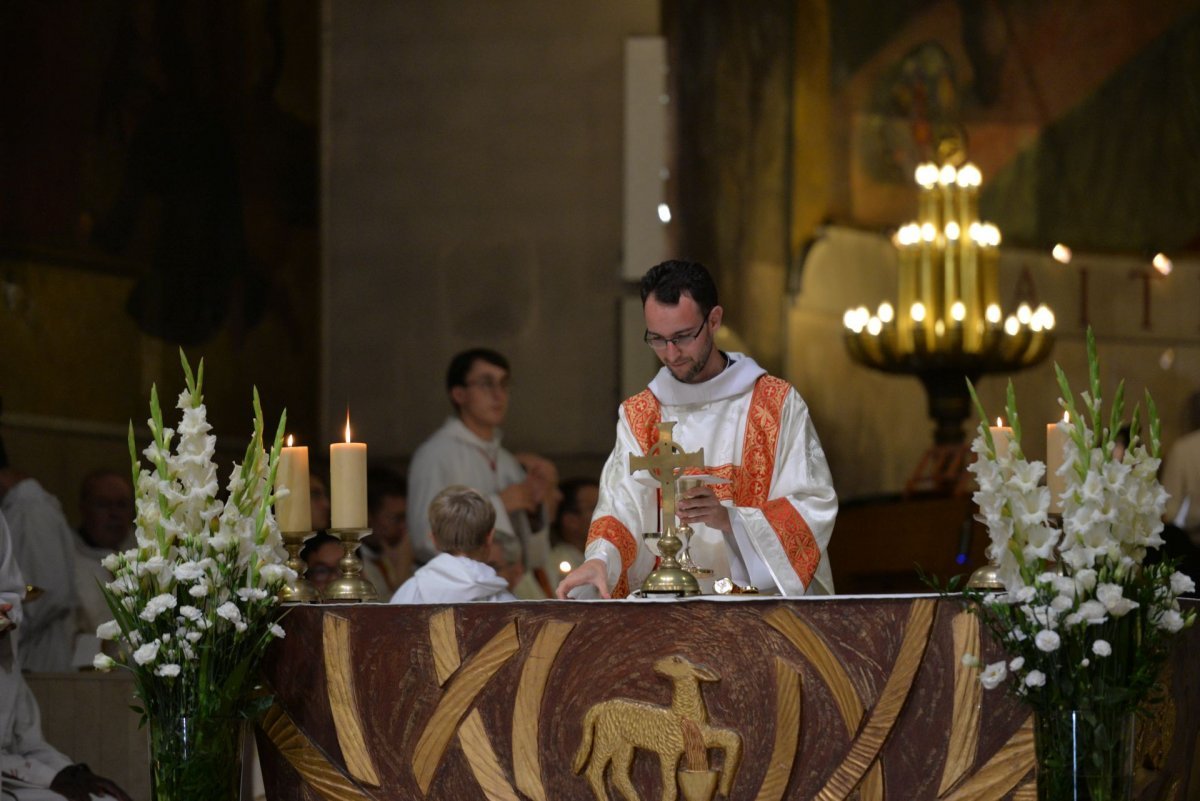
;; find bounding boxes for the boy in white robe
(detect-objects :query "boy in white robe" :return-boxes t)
[390,486,516,604]
[557,260,837,599]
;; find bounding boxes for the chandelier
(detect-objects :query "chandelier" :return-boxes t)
[843,154,1056,446]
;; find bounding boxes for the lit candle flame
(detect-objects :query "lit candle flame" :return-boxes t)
[1052,244,1072,264]
[344,414,352,444]
[1063,411,1069,423]
[286,434,294,447]
[995,417,1004,427]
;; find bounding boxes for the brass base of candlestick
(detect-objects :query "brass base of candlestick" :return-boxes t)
[323,527,379,602]
[965,562,1004,591]
[641,526,701,596]
[278,530,319,603]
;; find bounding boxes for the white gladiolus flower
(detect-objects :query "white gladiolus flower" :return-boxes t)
[1096,583,1138,617]
[269,623,286,639]
[133,641,160,665]
[1035,630,1061,652]
[155,663,181,677]
[96,620,121,640]
[1154,609,1185,633]
[1092,640,1112,657]
[980,661,1007,689]
[93,653,116,671]
[1024,670,1046,688]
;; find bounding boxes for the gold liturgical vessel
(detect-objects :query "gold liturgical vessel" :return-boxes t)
[631,422,704,596]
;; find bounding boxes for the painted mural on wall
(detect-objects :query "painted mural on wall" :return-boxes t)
[835,0,1200,254]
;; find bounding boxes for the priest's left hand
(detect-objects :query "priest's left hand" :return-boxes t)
[677,486,732,534]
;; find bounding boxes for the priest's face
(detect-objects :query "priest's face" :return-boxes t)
[643,293,724,383]
[451,358,510,436]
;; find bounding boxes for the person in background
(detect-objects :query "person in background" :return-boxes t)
[361,466,413,595]
[488,527,526,594]
[390,486,515,604]
[0,432,77,671]
[407,349,559,596]
[300,533,344,596]
[309,469,331,533]
[548,478,598,585]
[71,470,134,668]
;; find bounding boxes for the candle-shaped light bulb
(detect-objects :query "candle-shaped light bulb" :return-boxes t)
[867,317,882,336]
[877,301,894,323]
[843,309,858,331]
[985,303,1002,324]
[1052,244,1072,264]
[921,222,936,242]
[911,302,927,323]
[950,301,966,322]
[1153,253,1173,276]
[945,221,961,241]
[1004,316,1020,336]
[1017,303,1033,325]
[938,164,957,185]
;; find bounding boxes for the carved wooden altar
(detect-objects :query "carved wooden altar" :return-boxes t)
[257,597,1200,800]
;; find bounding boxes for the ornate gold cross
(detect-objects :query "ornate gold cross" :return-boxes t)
[629,422,704,533]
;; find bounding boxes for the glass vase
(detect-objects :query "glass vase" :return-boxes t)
[1033,708,1135,801]
[149,714,245,801]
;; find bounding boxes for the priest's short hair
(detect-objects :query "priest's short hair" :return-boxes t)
[640,260,719,317]
[428,485,496,554]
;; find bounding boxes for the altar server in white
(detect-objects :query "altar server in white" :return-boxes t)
[557,260,837,599]
[390,486,516,604]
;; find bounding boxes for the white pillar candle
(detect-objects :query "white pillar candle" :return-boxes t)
[275,436,311,532]
[989,418,1013,460]
[1047,413,1070,514]
[331,416,368,529]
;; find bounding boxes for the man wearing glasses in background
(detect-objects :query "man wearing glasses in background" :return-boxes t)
[407,349,559,596]
[556,260,838,600]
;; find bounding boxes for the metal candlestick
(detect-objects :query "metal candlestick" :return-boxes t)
[676,478,713,577]
[323,527,379,602]
[278,530,319,603]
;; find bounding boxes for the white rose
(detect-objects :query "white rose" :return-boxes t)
[96,620,121,641]
[1024,670,1047,688]
[1035,630,1061,653]
[1092,639,1112,657]
[92,653,116,671]
[980,661,1007,690]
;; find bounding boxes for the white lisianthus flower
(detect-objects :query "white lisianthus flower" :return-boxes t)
[1096,583,1138,617]
[133,641,160,666]
[1092,639,1112,657]
[1154,609,1185,633]
[259,563,293,584]
[189,582,210,598]
[269,623,286,639]
[1024,670,1046,688]
[980,661,1007,689]
[1170,572,1196,596]
[101,553,121,572]
[1035,630,1061,652]
[1009,656,1025,671]
[139,593,178,622]
[1011,586,1037,604]
[155,663,182,678]
[216,601,242,624]
[186,631,203,643]
[178,605,203,622]
[96,620,121,640]
[236,587,269,602]
[1080,658,1090,667]
[93,653,116,671]
[174,561,206,582]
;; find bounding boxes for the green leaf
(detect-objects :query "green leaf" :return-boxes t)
[1005,380,1023,458]
[966,378,995,455]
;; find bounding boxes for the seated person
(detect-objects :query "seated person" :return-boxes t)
[488,528,525,593]
[361,466,413,594]
[300,533,344,596]
[549,478,598,583]
[72,469,135,668]
[389,486,516,604]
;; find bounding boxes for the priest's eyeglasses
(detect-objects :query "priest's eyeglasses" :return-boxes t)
[644,320,706,351]
[464,377,511,393]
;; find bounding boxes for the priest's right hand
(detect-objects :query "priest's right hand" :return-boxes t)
[555,558,610,600]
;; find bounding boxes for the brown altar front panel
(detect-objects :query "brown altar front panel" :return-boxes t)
[257,597,1200,801]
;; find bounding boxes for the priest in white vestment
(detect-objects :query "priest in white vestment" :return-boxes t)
[407,349,558,597]
[0,461,78,672]
[557,260,837,599]
[0,513,130,800]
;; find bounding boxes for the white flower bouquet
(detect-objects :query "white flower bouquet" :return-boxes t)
[94,353,295,800]
[964,329,1195,799]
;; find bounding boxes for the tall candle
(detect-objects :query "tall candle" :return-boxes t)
[275,436,311,532]
[1047,412,1070,514]
[331,415,368,529]
[989,417,1013,460]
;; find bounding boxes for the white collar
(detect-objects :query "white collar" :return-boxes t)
[443,416,503,452]
[647,352,766,407]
